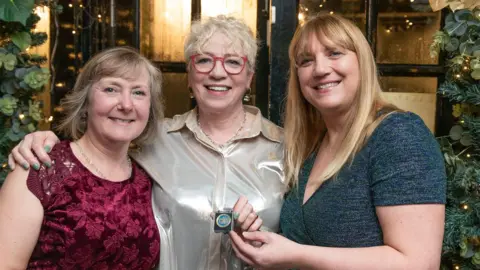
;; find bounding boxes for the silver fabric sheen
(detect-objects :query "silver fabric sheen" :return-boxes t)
[132,106,285,270]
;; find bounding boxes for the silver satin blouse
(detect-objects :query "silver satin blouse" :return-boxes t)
[132,105,286,270]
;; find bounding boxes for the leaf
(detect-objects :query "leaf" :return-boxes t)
[459,41,474,55]
[11,31,31,51]
[0,0,35,26]
[454,9,472,22]
[3,54,17,71]
[449,125,464,140]
[446,38,460,51]
[445,21,468,36]
[14,67,28,79]
[471,69,480,80]
[460,133,473,146]
[27,123,35,132]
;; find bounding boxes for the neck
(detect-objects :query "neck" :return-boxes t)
[75,132,131,180]
[321,108,353,147]
[197,104,246,145]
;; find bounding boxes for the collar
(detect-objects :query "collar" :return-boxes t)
[166,105,282,143]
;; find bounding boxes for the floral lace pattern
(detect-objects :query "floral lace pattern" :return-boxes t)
[26,141,160,269]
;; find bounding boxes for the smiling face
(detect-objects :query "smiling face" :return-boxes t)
[296,34,360,115]
[85,67,151,145]
[188,32,253,113]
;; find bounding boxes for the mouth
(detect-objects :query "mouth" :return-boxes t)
[313,81,340,90]
[205,85,232,92]
[109,117,134,124]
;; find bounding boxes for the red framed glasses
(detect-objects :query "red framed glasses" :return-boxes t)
[189,54,248,75]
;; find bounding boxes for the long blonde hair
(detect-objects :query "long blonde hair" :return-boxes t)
[284,14,397,189]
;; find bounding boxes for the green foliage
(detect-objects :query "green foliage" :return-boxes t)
[0,5,50,183]
[435,7,480,270]
[0,0,35,26]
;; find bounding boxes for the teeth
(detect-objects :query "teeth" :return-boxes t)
[112,118,131,123]
[207,86,229,91]
[317,82,339,89]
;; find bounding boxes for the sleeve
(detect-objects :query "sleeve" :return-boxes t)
[26,166,52,207]
[369,112,447,206]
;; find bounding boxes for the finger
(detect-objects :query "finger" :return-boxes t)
[32,131,57,167]
[232,195,248,220]
[231,239,256,266]
[247,216,263,232]
[230,230,260,256]
[11,143,32,170]
[8,153,15,170]
[241,212,258,231]
[236,203,253,226]
[16,136,40,170]
[242,231,270,244]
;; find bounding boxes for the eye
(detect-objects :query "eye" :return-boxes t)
[296,57,314,67]
[104,87,116,93]
[225,58,242,66]
[195,56,213,64]
[328,50,343,57]
[133,89,147,96]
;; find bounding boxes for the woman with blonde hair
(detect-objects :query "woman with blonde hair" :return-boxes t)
[6,16,284,270]
[230,14,446,269]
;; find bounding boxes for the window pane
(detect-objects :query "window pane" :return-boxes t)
[201,0,257,36]
[163,73,191,117]
[298,0,365,33]
[380,76,438,132]
[376,2,441,64]
[140,0,191,62]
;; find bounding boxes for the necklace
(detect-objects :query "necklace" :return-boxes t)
[74,140,132,179]
[197,111,247,148]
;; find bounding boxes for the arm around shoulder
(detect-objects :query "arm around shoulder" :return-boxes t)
[0,168,44,269]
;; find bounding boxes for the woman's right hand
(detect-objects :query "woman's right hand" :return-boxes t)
[8,131,60,170]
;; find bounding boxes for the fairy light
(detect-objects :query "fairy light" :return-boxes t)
[462,204,469,210]
[298,13,305,21]
[19,114,25,120]
[463,66,469,70]
[79,4,83,7]
[48,116,54,122]
[2,163,7,168]
[319,4,323,7]
[72,30,76,34]
[55,82,64,87]
[97,14,102,18]
[456,74,461,78]
[454,265,460,270]
[460,120,465,124]
[386,29,391,33]
[409,22,413,26]
[68,3,73,7]
[466,154,471,158]
[406,19,409,23]
[329,11,334,15]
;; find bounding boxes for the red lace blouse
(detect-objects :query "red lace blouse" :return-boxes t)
[26,141,160,269]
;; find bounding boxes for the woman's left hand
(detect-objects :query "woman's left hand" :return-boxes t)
[229,230,301,269]
[232,196,262,231]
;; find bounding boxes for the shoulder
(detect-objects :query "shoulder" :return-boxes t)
[260,116,284,143]
[371,112,434,146]
[27,140,76,205]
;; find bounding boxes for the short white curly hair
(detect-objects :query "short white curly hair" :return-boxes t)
[184,15,258,73]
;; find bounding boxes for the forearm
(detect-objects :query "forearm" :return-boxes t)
[292,244,437,270]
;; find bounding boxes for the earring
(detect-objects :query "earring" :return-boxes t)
[189,87,195,99]
[243,88,252,103]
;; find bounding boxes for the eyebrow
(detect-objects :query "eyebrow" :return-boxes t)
[201,51,241,57]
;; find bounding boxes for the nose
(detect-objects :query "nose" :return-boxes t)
[312,56,331,77]
[209,59,227,78]
[117,91,133,111]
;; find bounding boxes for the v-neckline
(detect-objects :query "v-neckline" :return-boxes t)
[300,151,319,207]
